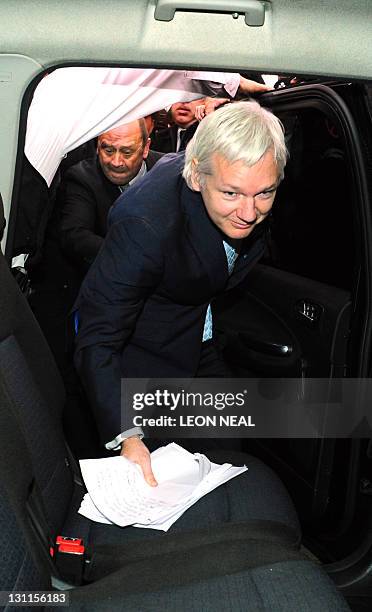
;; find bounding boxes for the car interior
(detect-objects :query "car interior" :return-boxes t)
[1,1,372,610]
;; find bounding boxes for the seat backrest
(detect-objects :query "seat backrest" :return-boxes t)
[0,189,72,590]
[0,192,5,244]
[0,193,74,537]
[0,477,51,596]
[0,393,54,594]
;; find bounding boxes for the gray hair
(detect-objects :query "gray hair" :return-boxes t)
[183,101,287,189]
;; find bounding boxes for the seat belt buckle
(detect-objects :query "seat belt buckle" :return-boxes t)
[52,536,86,585]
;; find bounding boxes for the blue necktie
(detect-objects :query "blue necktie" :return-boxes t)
[202,241,238,341]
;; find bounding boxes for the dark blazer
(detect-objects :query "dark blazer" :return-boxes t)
[150,122,198,153]
[59,150,163,271]
[74,153,268,444]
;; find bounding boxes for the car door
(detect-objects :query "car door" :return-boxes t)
[214,82,372,528]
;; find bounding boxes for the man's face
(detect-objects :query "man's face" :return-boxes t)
[170,100,203,128]
[97,122,150,186]
[192,150,279,240]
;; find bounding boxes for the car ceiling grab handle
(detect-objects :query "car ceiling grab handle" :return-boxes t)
[154,0,266,27]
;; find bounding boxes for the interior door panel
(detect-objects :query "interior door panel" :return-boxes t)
[214,264,351,379]
[212,86,362,525]
[213,264,351,521]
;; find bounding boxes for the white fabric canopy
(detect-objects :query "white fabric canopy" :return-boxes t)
[25,68,240,186]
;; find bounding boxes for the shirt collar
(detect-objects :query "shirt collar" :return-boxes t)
[118,160,147,192]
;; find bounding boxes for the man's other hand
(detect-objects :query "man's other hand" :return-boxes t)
[239,77,272,95]
[120,436,158,486]
[195,97,231,121]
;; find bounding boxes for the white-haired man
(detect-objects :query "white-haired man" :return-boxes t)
[75,101,287,484]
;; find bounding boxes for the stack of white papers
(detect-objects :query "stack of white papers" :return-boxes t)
[78,443,247,531]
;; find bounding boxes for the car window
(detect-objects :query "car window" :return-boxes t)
[267,107,353,290]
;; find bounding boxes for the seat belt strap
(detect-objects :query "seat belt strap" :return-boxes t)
[26,479,88,586]
[64,441,84,487]
[84,519,304,583]
[26,479,63,581]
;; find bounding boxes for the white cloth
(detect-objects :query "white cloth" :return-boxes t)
[25,68,240,186]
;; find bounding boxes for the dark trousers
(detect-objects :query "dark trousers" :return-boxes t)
[196,338,231,377]
[175,338,242,452]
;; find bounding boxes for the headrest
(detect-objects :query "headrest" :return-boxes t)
[0,193,5,243]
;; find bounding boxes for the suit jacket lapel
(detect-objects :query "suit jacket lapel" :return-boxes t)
[170,126,178,152]
[180,181,229,294]
[226,221,268,289]
[146,149,164,170]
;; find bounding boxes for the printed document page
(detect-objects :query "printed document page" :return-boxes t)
[79,443,247,531]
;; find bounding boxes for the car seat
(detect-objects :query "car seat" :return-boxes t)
[0,193,350,610]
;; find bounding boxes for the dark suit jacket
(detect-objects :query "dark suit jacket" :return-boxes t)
[59,150,162,271]
[150,122,198,153]
[74,153,268,444]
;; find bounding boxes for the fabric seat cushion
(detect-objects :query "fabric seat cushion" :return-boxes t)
[67,559,350,612]
[63,451,300,548]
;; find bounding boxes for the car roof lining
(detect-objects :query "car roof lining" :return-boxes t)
[0,0,371,80]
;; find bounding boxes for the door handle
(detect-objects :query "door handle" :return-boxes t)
[154,0,267,27]
[238,332,293,357]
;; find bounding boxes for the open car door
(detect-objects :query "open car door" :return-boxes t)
[214,82,372,532]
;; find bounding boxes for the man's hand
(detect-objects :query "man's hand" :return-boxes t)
[239,77,272,95]
[195,97,231,121]
[120,436,158,486]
